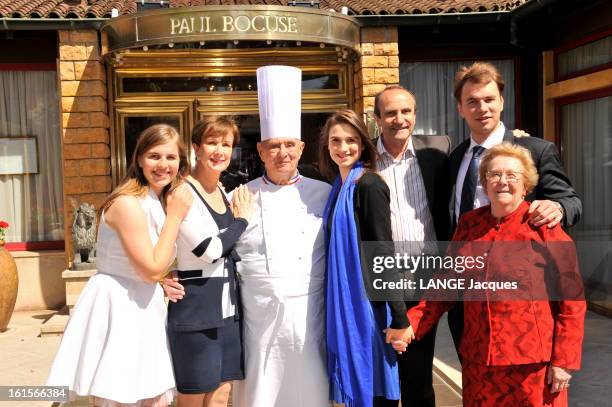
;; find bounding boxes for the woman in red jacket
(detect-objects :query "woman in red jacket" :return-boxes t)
[404,143,585,407]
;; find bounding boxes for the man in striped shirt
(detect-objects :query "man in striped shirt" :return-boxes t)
[374,85,451,407]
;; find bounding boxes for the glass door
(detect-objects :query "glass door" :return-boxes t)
[112,103,193,184]
[109,47,354,186]
[198,112,330,191]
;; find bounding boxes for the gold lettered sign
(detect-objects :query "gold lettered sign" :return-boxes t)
[169,14,298,35]
[101,5,360,55]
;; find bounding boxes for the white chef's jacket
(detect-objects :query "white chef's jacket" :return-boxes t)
[232,175,331,407]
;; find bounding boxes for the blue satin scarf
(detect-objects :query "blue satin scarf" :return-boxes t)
[324,162,400,407]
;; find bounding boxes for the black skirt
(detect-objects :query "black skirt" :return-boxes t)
[168,316,244,394]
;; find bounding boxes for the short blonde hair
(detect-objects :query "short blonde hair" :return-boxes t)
[479,143,538,194]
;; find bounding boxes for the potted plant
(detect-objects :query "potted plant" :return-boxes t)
[0,220,7,245]
[0,220,18,332]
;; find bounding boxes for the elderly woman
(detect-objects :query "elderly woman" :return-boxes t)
[404,143,586,407]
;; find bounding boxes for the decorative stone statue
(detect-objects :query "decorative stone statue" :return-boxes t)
[71,201,97,270]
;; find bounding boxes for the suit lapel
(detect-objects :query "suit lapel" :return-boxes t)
[449,139,470,187]
[448,138,470,230]
[503,129,515,144]
[412,135,435,215]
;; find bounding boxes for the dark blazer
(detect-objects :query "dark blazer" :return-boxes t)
[412,134,453,241]
[353,171,409,329]
[375,134,452,241]
[448,129,582,230]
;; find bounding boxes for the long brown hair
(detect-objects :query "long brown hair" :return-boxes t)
[318,109,380,181]
[98,124,189,218]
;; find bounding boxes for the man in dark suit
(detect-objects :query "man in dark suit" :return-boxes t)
[374,85,451,407]
[447,61,582,348]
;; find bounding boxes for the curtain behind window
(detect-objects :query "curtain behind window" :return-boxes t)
[557,35,612,78]
[399,60,515,147]
[561,95,612,238]
[0,71,63,242]
[561,94,612,313]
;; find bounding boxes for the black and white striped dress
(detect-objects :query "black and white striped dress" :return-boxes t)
[167,181,247,393]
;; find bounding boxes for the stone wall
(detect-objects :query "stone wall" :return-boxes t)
[58,30,111,266]
[354,26,400,116]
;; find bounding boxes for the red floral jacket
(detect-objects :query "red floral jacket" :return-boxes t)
[408,201,586,369]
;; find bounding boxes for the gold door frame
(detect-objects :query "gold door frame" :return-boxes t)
[112,103,194,184]
[108,47,355,185]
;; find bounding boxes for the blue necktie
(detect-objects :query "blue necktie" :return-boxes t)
[459,146,485,218]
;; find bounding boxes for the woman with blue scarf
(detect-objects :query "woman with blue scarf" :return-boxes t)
[318,109,413,407]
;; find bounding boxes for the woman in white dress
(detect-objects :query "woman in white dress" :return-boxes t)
[47,124,193,406]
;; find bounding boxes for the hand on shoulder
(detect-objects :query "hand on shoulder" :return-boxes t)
[231,184,254,221]
[512,129,530,138]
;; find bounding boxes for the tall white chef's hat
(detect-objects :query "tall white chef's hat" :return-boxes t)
[256,65,302,141]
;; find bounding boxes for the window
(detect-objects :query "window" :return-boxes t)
[560,94,612,238]
[557,35,612,79]
[559,92,612,314]
[0,70,63,242]
[120,73,340,94]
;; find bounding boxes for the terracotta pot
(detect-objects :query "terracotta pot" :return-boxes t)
[0,242,18,332]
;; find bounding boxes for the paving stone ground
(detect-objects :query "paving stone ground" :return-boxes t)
[0,310,471,407]
[1,311,462,406]
[3,309,610,406]
[0,310,60,407]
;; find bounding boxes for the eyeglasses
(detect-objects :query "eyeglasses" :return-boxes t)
[485,170,523,183]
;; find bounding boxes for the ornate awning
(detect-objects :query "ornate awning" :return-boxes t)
[101,5,360,55]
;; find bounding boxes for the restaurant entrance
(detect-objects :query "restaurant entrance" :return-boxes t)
[108,47,353,187]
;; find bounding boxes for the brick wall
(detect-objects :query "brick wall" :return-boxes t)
[354,27,400,116]
[58,30,111,265]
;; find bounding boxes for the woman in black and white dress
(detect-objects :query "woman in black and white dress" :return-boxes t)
[165,116,252,407]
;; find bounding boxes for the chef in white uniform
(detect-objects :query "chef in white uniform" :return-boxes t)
[231,65,331,407]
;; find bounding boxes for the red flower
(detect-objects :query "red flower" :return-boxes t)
[0,221,8,228]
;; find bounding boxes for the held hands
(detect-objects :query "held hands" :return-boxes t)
[231,185,253,221]
[166,183,193,222]
[547,365,572,393]
[383,326,415,355]
[528,200,563,228]
[162,270,185,302]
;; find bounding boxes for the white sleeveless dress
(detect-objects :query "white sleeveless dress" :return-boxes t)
[47,189,175,406]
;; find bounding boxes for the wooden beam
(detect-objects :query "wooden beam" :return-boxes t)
[545,68,612,100]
